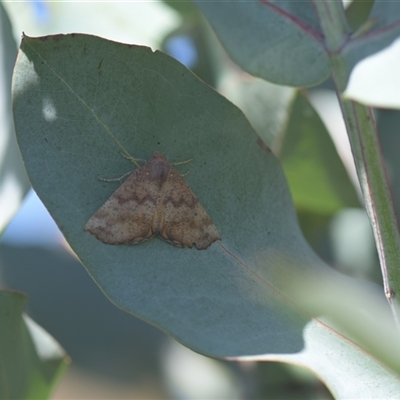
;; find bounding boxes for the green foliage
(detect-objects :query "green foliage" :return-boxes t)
[0,291,69,399]
[1,4,69,398]
[279,93,359,214]
[194,2,330,87]
[0,2,30,233]
[3,1,400,399]
[13,34,308,357]
[194,1,400,89]
[12,32,400,399]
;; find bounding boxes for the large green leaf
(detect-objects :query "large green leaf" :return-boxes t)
[0,290,68,399]
[13,34,305,356]
[12,34,400,398]
[0,2,30,233]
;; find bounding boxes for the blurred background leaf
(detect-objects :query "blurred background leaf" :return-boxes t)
[0,2,30,233]
[278,92,359,215]
[1,5,68,397]
[344,1,400,108]
[343,0,400,96]
[192,1,330,87]
[0,290,68,399]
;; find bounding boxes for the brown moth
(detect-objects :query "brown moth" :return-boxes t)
[84,152,220,250]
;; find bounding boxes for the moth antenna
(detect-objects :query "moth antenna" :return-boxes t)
[119,152,144,167]
[180,169,190,177]
[98,170,132,183]
[171,157,194,166]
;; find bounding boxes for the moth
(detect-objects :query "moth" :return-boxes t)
[85,152,220,250]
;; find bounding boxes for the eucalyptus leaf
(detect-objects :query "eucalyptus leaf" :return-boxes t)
[344,38,400,108]
[194,1,400,93]
[13,33,308,357]
[343,0,400,89]
[12,34,400,397]
[192,1,330,87]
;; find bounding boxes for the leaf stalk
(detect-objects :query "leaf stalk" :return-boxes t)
[314,0,400,328]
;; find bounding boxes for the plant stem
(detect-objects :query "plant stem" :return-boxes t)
[340,99,400,326]
[314,0,400,328]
